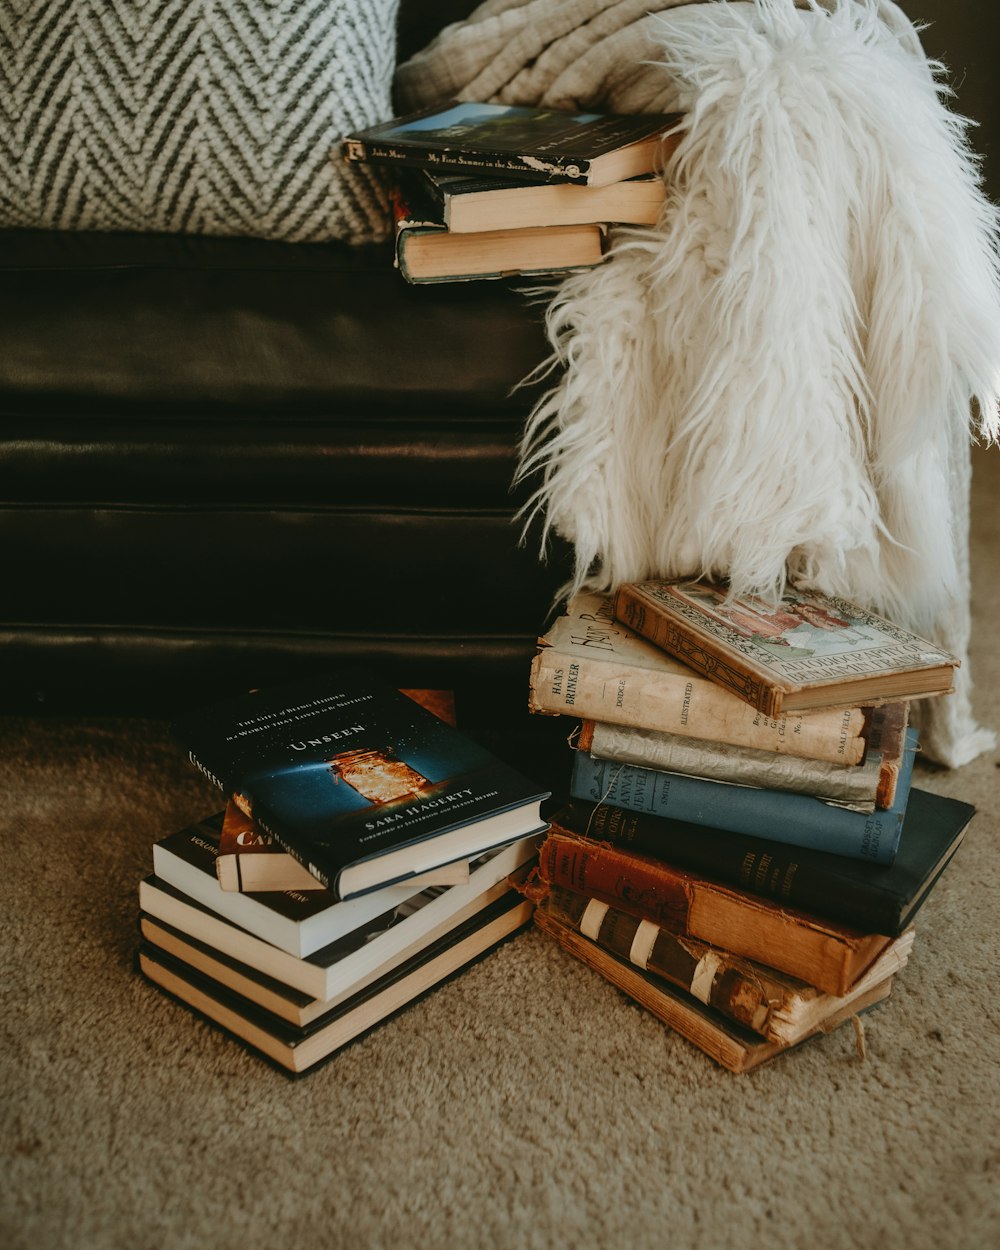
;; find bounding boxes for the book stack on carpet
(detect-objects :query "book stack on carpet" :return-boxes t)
[341,100,681,283]
[526,579,975,1072]
[137,672,549,1075]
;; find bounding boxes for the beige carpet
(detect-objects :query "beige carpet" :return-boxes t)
[2,446,998,1250]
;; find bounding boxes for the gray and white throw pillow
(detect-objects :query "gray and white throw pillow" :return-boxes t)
[0,0,399,243]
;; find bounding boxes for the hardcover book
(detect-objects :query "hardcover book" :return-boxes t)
[613,578,958,717]
[392,184,606,284]
[172,669,549,899]
[215,688,463,893]
[215,800,471,894]
[577,699,909,811]
[420,169,669,233]
[142,833,538,1001]
[534,908,897,1074]
[139,892,534,1075]
[535,830,892,995]
[529,593,867,764]
[537,884,914,1045]
[343,101,681,188]
[569,728,919,865]
[555,786,973,937]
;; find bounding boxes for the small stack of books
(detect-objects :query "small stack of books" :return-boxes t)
[527,578,975,1072]
[341,100,682,284]
[137,672,550,1075]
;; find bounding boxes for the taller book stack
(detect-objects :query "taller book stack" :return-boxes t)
[527,581,972,1071]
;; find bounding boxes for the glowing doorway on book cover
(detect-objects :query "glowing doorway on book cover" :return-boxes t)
[327,748,428,804]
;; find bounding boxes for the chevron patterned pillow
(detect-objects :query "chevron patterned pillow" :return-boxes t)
[0,0,400,243]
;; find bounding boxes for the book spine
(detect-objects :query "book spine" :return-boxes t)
[569,732,918,865]
[555,801,906,935]
[536,833,863,994]
[583,720,882,808]
[541,885,796,1040]
[529,651,865,765]
[613,583,780,715]
[344,139,591,184]
[180,751,337,892]
[247,799,335,893]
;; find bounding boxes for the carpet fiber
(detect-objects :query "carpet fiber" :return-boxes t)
[2,447,998,1250]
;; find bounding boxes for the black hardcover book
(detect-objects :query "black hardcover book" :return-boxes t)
[172,669,549,900]
[556,787,973,936]
[343,101,680,188]
[138,891,534,1076]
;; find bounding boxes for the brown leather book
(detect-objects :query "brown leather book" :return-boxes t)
[535,831,891,996]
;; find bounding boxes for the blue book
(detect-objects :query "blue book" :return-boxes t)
[569,728,919,865]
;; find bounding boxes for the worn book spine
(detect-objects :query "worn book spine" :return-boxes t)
[613,580,782,715]
[554,799,911,936]
[533,907,898,1071]
[540,884,807,1040]
[529,650,865,764]
[535,832,887,996]
[863,701,909,808]
[570,729,918,865]
[578,716,902,810]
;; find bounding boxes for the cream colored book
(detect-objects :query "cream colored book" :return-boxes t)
[529,593,866,764]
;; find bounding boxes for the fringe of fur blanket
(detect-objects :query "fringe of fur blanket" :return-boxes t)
[396,0,1000,766]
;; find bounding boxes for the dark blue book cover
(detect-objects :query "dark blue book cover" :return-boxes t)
[173,670,549,898]
[569,728,919,865]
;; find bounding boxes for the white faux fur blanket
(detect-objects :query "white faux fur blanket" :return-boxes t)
[397,0,1000,767]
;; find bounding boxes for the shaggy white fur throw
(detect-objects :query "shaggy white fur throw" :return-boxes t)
[399,0,1000,766]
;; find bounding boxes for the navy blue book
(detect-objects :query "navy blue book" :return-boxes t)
[570,728,919,865]
[556,787,973,936]
[173,670,549,899]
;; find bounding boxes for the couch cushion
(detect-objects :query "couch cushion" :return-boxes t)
[0,0,400,244]
[0,228,549,417]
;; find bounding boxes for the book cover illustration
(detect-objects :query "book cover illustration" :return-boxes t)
[615,578,957,715]
[173,670,548,896]
[344,101,678,186]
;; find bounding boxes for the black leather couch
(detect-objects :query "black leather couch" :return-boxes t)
[0,1,992,742]
[0,0,573,737]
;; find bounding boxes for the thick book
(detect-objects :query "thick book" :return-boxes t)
[534,908,896,1074]
[569,728,919,865]
[393,185,606,284]
[420,170,669,233]
[142,834,538,1001]
[529,593,867,764]
[578,701,909,812]
[613,577,958,717]
[535,830,891,995]
[139,892,534,1075]
[172,668,549,899]
[537,886,913,1044]
[342,101,680,188]
[215,687,462,892]
[555,786,973,937]
[215,799,470,894]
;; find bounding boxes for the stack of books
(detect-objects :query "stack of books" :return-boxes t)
[137,672,550,1075]
[527,579,976,1072]
[341,100,682,283]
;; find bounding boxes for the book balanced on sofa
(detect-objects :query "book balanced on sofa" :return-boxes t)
[172,669,549,900]
[342,101,680,187]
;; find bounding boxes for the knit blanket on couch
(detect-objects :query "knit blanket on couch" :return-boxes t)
[396,0,1000,768]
